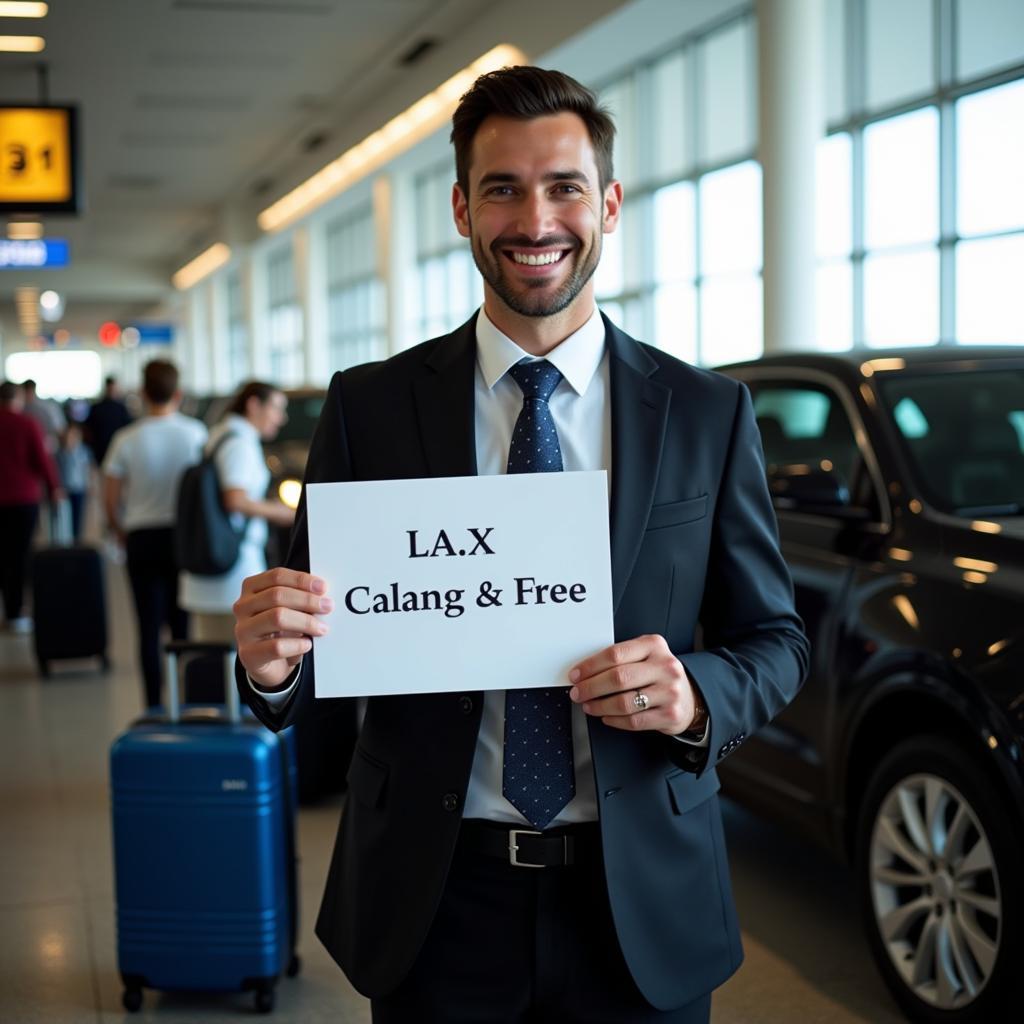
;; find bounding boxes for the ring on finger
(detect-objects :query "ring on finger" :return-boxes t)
[633,690,650,712]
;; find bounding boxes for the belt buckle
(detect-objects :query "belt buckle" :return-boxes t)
[508,828,545,868]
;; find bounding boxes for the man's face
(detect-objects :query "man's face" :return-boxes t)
[453,112,621,320]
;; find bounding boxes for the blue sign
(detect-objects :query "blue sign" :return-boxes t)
[131,323,175,345]
[0,238,70,269]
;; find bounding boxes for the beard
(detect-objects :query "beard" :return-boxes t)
[469,228,601,318]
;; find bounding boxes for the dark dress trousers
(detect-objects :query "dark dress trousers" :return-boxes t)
[239,313,809,1011]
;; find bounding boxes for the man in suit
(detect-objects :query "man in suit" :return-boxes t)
[235,66,808,1023]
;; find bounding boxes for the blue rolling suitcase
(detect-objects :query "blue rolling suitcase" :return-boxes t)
[110,642,299,1014]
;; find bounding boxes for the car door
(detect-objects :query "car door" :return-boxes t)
[720,369,891,843]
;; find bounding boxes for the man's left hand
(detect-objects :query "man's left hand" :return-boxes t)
[569,634,701,735]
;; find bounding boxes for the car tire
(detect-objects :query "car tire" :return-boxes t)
[856,735,1021,1022]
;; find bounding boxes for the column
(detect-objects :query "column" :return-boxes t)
[757,0,826,352]
[294,222,328,384]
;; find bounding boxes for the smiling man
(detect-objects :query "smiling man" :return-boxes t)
[234,67,808,1023]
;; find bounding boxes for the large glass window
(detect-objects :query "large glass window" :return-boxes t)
[821,1,1023,349]
[267,245,304,387]
[326,204,387,371]
[595,13,761,367]
[225,267,248,383]
[414,162,481,339]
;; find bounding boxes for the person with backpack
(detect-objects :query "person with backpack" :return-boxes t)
[103,360,207,708]
[179,381,295,644]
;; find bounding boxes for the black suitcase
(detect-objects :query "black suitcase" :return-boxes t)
[31,544,109,676]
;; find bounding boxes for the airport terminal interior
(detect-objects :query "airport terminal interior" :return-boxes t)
[1,0,1022,1022]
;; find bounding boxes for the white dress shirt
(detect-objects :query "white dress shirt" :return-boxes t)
[255,305,706,827]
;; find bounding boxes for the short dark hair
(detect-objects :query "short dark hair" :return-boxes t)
[142,360,179,404]
[0,380,20,403]
[227,380,281,418]
[450,66,615,193]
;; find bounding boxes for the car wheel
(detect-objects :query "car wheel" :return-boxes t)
[856,736,1021,1022]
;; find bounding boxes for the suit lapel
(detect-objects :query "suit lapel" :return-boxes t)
[605,316,671,614]
[412,316,479,479]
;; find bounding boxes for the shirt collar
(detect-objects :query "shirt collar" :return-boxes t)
[475,306,606,397]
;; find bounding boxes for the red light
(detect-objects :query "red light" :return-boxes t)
[98,321,121,346]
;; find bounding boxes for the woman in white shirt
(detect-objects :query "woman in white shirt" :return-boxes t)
[180,382,295,643]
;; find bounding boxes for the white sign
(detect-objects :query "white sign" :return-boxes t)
[306,472,613,698]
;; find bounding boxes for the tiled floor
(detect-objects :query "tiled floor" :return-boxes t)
[0,540,905,1023]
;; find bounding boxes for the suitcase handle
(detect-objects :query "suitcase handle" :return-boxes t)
[164,641,241,724]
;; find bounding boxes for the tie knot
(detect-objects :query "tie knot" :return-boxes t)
[508,359,562,402]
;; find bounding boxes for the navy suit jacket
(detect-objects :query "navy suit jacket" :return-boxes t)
[241,313,809,1010]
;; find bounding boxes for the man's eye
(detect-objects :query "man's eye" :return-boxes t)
[554,184,582,195]
[486,186,515,197]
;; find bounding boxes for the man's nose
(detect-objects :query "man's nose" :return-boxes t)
[515,191,556,239]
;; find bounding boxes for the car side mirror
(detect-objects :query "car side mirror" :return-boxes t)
[768,465,851,510]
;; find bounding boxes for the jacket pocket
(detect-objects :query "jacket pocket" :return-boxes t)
[347,747,389,809]
[646,494,708,531]
[666,766,720,815]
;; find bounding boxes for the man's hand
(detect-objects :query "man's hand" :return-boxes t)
[569,634,704,735]
[234,568,332,689]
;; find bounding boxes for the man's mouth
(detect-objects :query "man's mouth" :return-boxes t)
[503,248,572,269]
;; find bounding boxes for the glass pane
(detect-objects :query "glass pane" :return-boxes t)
[816,133,852,258]
[699,161,762,276]
[957,80,1024,237]
[422,258,446,320]
[864,107,939,249]
[879,369,1024,514]
[863,247,939,347]
[654,282,697,364]
[447,249,471,324]
[700,274,763,366]
[956,234,1024,345]
[650,50,689,179]
[815,261,853,351]
[699,19,755,165]
[600,76,637,188]
[825,0,847,123]
[957,0,1024,80]
[653,181,696,283]
[866,0,934,110]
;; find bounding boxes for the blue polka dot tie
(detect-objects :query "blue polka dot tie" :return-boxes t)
[502,358,576,830]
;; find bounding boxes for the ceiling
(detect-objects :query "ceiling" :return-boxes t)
[0,0,628,347]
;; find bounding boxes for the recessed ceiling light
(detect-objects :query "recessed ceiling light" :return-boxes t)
[0,3,49,18]
[0,35,45,52]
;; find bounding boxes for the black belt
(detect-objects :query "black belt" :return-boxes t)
[459,820,600,868]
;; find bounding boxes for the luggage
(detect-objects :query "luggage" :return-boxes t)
[185,652,355,805]
[110,642,299,1014]
[31,543,108,677]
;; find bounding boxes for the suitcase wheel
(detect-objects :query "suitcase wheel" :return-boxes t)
[37,659,50,678]
[255,987,275,1014]
[287,953,301,978]
[122,988,142,1013]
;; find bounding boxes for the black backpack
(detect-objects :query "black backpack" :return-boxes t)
[174,433,248,575]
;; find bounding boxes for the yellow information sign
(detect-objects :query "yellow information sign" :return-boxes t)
[0,107,77,210]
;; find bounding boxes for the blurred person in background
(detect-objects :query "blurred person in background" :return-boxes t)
[0,381,64,633]
[103,360,207,708]
[180,382,295,644]
[21,378,66,454]
[56,423,93,543]
[84,375,133,467]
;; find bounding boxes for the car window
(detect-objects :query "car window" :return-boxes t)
[751,384,862,493]
[879,369,1024,516]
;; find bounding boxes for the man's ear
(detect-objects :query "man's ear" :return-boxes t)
[602,180,623,234]
[452,182,471,239]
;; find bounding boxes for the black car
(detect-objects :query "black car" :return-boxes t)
[717,348,1023,1024]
